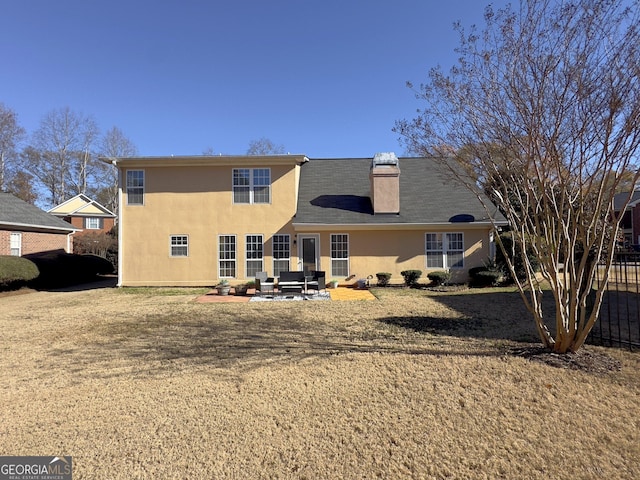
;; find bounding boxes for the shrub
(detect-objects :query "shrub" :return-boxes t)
[24,250,113,288]
[468,267,501,287]
[495,232,540,284]
[375,272,392,287]
[0,256,39,290]
[400,269,422,287]
[73,231,118,273]
[427,270,451,286]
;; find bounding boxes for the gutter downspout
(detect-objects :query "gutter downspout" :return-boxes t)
[112,158,123,288]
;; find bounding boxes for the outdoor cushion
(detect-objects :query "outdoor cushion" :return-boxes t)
[278,271,306,283]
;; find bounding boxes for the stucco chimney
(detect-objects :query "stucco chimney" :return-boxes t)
[370,152,400,214]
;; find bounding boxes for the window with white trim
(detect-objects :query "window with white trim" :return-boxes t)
[85,217,103,229]
[170,235,188,257]
[330,234,349,277]
[10,232,21,256]
[126,170,144,205]
[233,168,271,204]
[272,234,290,276]
[246,234,263,278]
[218,235,236,277]
[426,233,464,269]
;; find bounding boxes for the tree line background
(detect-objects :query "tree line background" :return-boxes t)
[0,104,137,213]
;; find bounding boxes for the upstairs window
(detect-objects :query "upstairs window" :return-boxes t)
[85,217,103,229]
[126,170,144,205]
[233,168,270,204]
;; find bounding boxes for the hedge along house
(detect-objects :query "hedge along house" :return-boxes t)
[107,153,506,287]
[0,192,79,256]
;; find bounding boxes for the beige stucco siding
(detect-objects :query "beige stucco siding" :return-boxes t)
[119,164,300,286]
[309,228,490,285]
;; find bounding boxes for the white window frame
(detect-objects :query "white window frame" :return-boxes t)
[425,232,465,269]
[85,217,102,229]
[232,168,271,204]
[330,233,350,277]
[10,232,21,256]
[170,235,189,257]
[218,235,237,278]
[126,170,145,205]
[245,234,264,278]
[272,234,290,276]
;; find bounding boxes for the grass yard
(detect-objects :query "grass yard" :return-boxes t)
[1,283,638,479]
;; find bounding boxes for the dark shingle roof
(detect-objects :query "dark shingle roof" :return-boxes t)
[613,190,640,211]
[294,157,504,226]
[0,192,77,232]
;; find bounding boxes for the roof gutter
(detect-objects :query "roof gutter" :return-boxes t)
[0,221,80,233]
[292,221,506,232]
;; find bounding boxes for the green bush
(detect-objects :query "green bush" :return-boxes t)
[400,269,422,287]
[24,250,113,288]
[375,272,392,287]
[0,256,39,290]
[468,267,501,287]
[495,232,540,284]
[427,270,451,286]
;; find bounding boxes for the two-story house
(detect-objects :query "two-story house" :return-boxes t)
[48,194,116,235]
[108,153,506,287]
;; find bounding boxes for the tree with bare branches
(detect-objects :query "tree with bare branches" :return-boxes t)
[246,137,285,155]
[97,126,138,213]
[396,0,640,353]
[0,103,25,192]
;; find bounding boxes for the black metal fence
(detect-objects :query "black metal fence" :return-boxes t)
[589,252,640,350]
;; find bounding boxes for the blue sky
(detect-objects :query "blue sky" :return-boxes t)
[1,0,509,158]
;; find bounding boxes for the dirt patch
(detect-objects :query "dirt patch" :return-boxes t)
[510,344,622,374]
[0,286,37,298]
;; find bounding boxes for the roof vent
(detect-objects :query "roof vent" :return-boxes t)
[372,152,399,168]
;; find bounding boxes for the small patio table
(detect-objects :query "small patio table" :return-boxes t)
[278,278,307,294]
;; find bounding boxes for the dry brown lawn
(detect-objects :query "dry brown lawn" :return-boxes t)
[1,282,638,479]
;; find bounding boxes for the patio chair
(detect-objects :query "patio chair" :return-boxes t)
[255,272,275,295]
[306,270,326,293]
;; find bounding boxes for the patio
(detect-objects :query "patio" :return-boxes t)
[195,286,376,303]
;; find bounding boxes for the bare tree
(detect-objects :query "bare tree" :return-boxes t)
[246,137,285,155]
[22,107,99,206]
[97,126,138,213]
[0,103,25,191]
[6,170,38,204]
[396,0,640,353]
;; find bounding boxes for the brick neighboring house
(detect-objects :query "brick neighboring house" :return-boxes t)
[614,190,640,249]
[109,152,507,287]
[48,194,116,235]
[0,192,79,256]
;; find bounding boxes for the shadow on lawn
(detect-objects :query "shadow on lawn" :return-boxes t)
[49,289,559,381]
[379,290,552,345]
